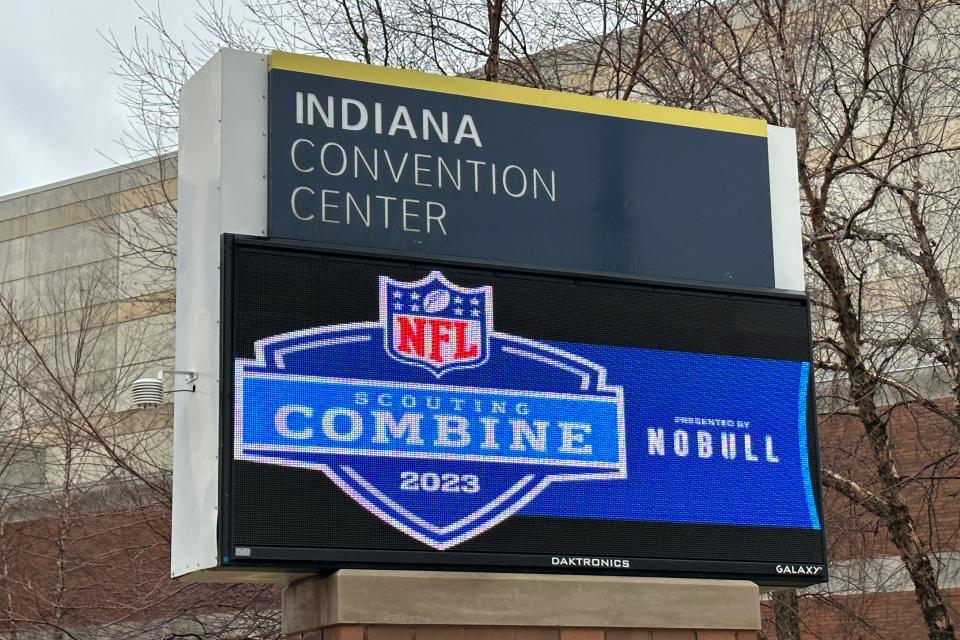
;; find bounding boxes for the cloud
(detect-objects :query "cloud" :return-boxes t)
[0,0,210,196]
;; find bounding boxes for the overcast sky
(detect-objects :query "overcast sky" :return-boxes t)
[0,1,231,196]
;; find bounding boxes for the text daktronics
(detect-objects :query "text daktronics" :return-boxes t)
[551,556,631,569]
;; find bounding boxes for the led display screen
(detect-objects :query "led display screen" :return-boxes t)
[221,236,827,585]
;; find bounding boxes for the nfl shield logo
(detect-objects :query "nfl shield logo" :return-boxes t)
[381,271,492,377]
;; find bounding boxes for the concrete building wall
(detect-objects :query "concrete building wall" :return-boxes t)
[0,155,177,495]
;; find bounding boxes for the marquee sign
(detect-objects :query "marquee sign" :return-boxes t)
[221,236,827,584]
[171,49,816,584]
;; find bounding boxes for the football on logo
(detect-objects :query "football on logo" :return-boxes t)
[422,289,451,313]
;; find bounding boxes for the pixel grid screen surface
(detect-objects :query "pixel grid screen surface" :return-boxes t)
[222,237,827,584]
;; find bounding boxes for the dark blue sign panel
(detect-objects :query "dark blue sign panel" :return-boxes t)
[222,238,827,584]
[267,53,776,287]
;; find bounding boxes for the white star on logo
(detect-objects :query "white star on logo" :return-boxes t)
[454,308,464,315]
[410,303,420,312]
[409,292,420,300]
[470,308,481,317]
[470,298,480,306]
[454,296,463,304]
[393,291,403,299]
[394,302,403,311]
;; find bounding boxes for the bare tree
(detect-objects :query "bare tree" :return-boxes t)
[638,1,960,638]
[0,201,280,638]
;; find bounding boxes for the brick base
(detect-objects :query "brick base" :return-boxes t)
[283,626,757,640]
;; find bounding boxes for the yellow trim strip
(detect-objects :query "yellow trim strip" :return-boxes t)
[269,51,767,138]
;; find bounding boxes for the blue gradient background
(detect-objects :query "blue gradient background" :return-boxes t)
[237,329,820,531]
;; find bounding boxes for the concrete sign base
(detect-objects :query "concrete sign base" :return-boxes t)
[281,570,761,639]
